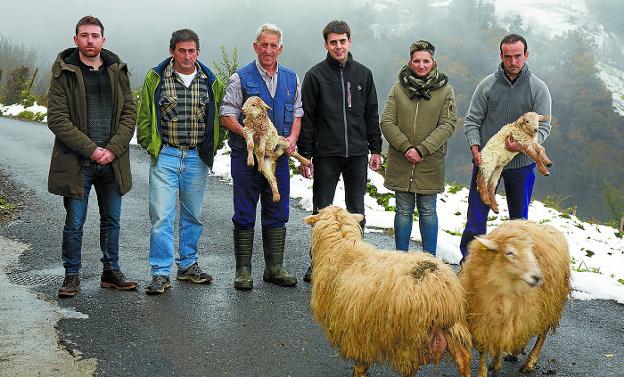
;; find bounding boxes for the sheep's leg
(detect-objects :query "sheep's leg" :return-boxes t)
[477,169,491,206]
[443,328,472,377]
[488,166,503,214]
[290,152,311,167]
[256,140,267,173]
[488,353,503,375]
[263,157,281,202]
[477,352,489,377]
[520,333,547,373]
[244,131,255,167]
[536,144,554,167]
[522,144,550,176]
[353,361,369,377]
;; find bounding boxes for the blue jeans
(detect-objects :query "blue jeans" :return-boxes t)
[394,191,438,254]
[459,163,536,259]
[62,164,121,275]
[149,146,208,276]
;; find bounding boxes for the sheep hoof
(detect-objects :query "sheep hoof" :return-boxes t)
[272,193,281,202]
[520,364,536,373]
[546,162,554,167]
[544,172,550,177]
[491,206,500,214]
[504,354,519,362]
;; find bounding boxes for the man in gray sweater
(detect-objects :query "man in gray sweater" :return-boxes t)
[459,34,552,261]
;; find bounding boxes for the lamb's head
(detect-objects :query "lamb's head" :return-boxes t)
[514,112,550,137]
[304,205,364,240]
[470,221,543,287]
[242,96,271,118]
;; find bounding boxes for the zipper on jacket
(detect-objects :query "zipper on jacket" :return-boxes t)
[340,67,349,157]
[409,100,420,182]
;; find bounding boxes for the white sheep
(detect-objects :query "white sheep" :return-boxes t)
[477,112,552,213]
[459,219,571,377]
[304,206,472,377]
[241,96,310,201]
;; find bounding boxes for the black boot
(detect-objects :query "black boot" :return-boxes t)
[234,227,254,290]
[262,227,297,287]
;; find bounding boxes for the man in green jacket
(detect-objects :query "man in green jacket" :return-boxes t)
[136,29,225,295]
[47,16,138,298]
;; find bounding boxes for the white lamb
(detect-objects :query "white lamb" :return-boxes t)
[477,112,552,213]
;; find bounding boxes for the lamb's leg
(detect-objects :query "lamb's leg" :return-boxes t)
[521,333,547,373]
[290,151,311,167]
[477,352,489,377]
[443,327,472,377]
[244,131,255,167]
[353,361,369,377]
[477,169,491,206]
[522,144,550,176]
[262,157,281,202]
[256,140,267,173]
[488,166,504,214]
[489,353,503,375]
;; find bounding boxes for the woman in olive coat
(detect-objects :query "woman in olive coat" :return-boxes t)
[380,40,457,254]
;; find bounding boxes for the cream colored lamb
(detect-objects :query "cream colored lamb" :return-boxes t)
[460,220,571,377]
[304,206,472,377]
[242,96,310,202]
[477,112,552,213]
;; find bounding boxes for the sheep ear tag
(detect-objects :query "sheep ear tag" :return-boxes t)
[475,236,498,251]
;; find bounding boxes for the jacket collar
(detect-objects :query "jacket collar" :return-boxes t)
[153,57,217,85]
[325,52,353,69]
[52,47,124,77]
[497,62,531,85]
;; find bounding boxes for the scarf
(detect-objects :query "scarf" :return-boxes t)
[398,64,448,100]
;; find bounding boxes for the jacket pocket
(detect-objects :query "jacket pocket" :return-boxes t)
[284,103,294,124]
[159,95,178,122]
[196,94,211,123]
[243,82,261,97]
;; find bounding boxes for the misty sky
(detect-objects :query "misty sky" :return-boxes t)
[0,0,371,86]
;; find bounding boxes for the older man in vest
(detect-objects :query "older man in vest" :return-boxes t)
[220,24,303,290]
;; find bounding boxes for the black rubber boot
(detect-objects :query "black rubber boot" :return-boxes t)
[262,227,297,287]
[234,227,254,290]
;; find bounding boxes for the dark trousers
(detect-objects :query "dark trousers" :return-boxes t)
[312,156,368,221]
[231,151,290,229]
[459,163,536,259]
[62,164,122,275]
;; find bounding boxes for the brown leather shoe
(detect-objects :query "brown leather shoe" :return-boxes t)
[58,275,80,298]
[100,270,138,290]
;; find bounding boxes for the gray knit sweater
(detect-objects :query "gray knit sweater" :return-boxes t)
[464,63,552,169]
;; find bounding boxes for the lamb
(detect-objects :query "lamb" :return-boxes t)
[459,220,571,377]
[304,205,472,377]
[241,96,310,201]
[477,112,552,213]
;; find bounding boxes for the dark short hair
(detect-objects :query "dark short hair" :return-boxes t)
[500,34,528,53]
[410,40,436,58]
[75,16,104,36]
[169,29,200,51]
[322,20,351,42]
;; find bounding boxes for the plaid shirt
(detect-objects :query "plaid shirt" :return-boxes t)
[159,59,210,147]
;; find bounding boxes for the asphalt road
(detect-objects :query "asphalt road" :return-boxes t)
[0,117,622,377]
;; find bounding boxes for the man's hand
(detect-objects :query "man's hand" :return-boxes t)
[91,147,116,165]
[90,147,105,163]
[471,145,482,166]
[404,148,422,164]
[505,135,521,152]
[299,158,314,178]
[369,153,382,171]
[285,134,297,155]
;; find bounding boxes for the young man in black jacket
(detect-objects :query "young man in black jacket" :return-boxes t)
[298,20,382,282]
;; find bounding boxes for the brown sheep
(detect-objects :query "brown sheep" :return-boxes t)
[241,96,310,201]
[304,206,472,377]
[477,112,552,213]
[459,220,571,377]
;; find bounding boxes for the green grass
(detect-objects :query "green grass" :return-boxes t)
[365,181,395,212]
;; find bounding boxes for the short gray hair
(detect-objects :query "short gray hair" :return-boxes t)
[256,23,283,46]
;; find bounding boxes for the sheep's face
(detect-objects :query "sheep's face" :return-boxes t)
[242,96,271,118]
[515,112,550,137]
[474,234,543,287]
[304,206,364,242]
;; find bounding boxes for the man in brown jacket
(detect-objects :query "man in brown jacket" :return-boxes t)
[47,16,137,297]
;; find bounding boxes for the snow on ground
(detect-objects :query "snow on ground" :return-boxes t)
[597,62,624,117]
[0,102,47,122]
[213,147,624,304]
